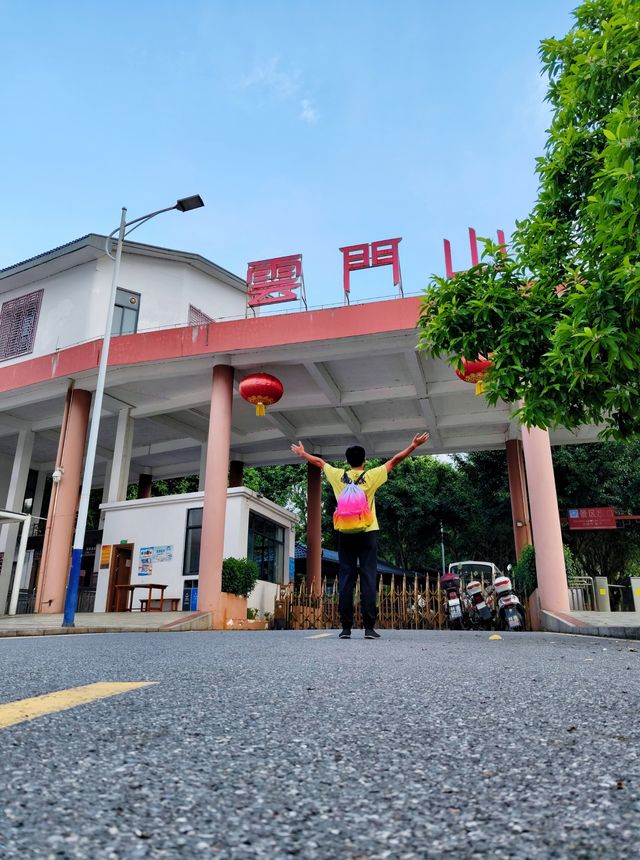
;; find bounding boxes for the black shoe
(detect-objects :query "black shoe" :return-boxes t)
[339,629,351,639]
[364,628,381,639]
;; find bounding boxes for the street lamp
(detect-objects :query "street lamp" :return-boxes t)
[62,195,205,627]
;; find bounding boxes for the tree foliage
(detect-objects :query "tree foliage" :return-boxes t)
[553,440,640,579]
[418,0,640,437]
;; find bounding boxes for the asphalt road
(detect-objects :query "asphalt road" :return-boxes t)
[0,629,638,859]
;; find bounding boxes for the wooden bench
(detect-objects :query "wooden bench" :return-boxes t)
[139,597,180,612]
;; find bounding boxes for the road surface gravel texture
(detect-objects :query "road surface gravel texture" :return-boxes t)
[0,629,638,859]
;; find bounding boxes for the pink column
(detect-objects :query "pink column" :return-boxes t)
[520,426,570,613]
[36,385,91,613]
[197,364,234,624]
[306,463,322,592]
[505,439,533,560]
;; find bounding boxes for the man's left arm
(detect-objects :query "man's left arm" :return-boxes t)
[384,433,429,473]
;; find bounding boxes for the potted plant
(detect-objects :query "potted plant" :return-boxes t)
[245,606,269,631]
[220,557,259,628]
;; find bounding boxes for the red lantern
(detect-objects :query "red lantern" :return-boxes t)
[455,357,492,396]
[239,372,284,417]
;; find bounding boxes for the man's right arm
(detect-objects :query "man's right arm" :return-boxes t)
[290,440,326,470]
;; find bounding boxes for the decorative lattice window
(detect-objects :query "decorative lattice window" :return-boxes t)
[188,304,212,326]
[0,289,44,360]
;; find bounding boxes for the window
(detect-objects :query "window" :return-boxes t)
[188,304,212,325]
[182,508,202,576]
[0,290,43,359]
[248,512,285,584]
[112,288,140,336]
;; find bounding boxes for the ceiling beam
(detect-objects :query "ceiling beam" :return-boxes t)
[437,411,510,429]
[304,361,341,405]
[148,414,208,443]
[0,413,30,432]
[403,350,444,448]
[335,406,373,452]
[265,411,297,441]
[130,393,212,419]
[132,437,201,458]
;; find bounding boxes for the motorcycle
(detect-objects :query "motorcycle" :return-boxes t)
[440,571,467,630]
[494,573,525,631]
[466,579,494,629]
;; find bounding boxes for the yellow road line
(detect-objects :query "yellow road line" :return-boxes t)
[0,682,156,730]
[305,632,333,639]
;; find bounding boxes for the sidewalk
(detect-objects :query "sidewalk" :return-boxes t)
[0,611,212,637]
[542,609,640,639]
[2,609,639,639]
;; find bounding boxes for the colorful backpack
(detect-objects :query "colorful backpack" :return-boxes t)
[333,471,374,533]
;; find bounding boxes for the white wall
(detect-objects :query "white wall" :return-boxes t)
[1,249,246,368]
[0,261,101,363]
[95,487,297,615]
[94,253,247,332]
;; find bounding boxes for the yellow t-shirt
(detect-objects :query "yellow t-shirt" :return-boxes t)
[323,464,388,532]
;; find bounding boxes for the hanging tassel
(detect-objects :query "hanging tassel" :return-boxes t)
[475,381,485,396]
[256,402,266,416]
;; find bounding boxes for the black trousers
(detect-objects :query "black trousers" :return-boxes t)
[338,531,378,629]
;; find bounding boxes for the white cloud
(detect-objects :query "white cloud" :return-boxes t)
[300,99,319,125]
[240,57,319,125]
[241,57,300,100]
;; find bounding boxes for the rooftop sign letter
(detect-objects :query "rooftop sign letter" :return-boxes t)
[339,238,403,304]
[443,228,506,279]
[247,254,306,309]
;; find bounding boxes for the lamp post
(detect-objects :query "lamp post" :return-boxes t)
[62,195,205,627]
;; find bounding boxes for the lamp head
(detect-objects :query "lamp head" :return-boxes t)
[175,194,205,212]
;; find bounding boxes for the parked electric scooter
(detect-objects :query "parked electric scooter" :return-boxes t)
[466,580,494,629]
[440,570,467,630]
[494,572,525,631]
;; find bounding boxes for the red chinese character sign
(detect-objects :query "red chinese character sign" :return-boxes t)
[443,228,506,279]
[339,238,403,304]
[246,254,307,310]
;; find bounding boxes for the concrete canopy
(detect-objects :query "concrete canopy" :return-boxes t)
[0,296,601,483]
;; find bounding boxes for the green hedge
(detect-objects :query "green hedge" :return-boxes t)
[513,544,584,597]
[221,557,259,598]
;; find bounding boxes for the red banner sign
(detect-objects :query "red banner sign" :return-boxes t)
[568,507,616,530]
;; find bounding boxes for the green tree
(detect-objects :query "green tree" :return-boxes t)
[553,441,640,580]
[373,456,463,571]
[418,0,640,438]
[243,464,308,538]
[450,451,516,570]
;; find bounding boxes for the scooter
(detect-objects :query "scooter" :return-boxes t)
[466,580,494,629]
[494,574,525,631]
[440,571,467,630]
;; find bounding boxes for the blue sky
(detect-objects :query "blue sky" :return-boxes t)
[0,0,576,310]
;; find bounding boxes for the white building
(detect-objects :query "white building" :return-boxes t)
[97,488,296,616]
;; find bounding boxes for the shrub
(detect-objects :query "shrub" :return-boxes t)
[221,557,259,597]
[513,545,537,597]
[513,544,584,597]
